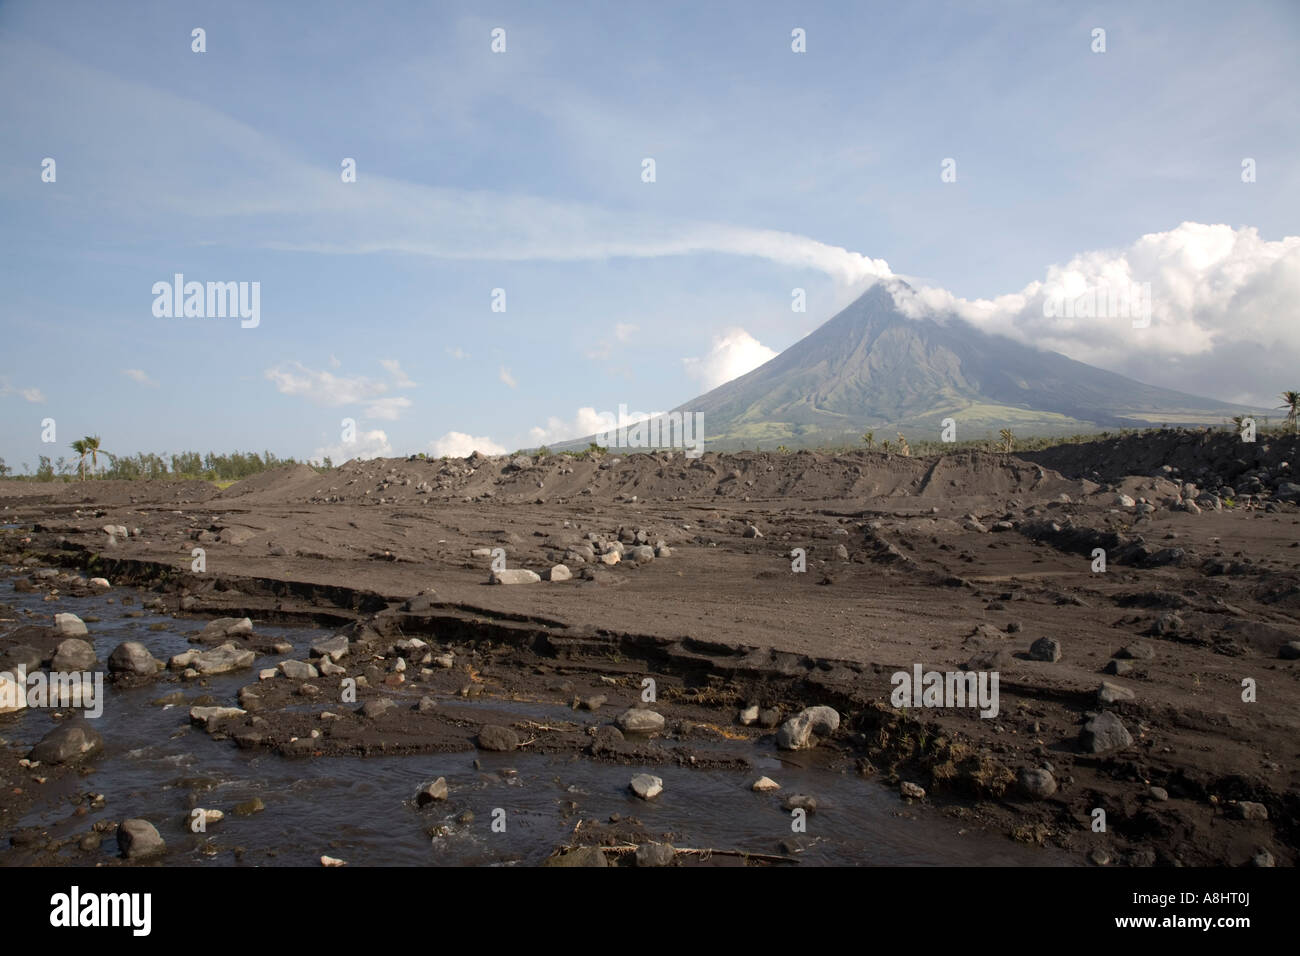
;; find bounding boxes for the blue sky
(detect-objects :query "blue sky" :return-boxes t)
[2,0,1297,468]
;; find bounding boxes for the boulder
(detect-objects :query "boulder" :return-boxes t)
[1079,711,1133,753]
[615,708,665,734]
[776,706,840,750]
[28,719,103,764]
[630,773,663,799]
[107,641,161,676]
[488,569,541,585]
[52,638,97,672]
[117,819,166,860]
[53,613,88,637]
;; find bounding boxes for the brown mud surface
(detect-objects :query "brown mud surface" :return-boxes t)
[2,429,1297,866]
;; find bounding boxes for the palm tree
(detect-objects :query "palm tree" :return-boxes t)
[999,428,1016,453]
[861,431,875,449]
[70,438,89,480]
[1278,391,1300,434]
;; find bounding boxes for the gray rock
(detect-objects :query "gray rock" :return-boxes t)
[1104,659,1135,676]
[1098,680,1135,704]
[190,705,247,728]
[1117,641,1156,660]
[833,543,850,560]
[1279,641,1300,660]
[634,842,676,867]
[28,719,103,764]
[542,846,608,867]
[107,641,160,676]
[743,525,763,538]
[627,546,655,563]
[776,705,840,750]
[179,642,255,676]
[738,704,759,726]
[200,616,254,639]
[616,708,665,734]
[278,659,319,681]
[1149,786,1169,801]
[1079,711,1133,753]
[1018,767,1057,799]
[310,635,350,662]
[543,564,573,582]
[53,613,88,637]
[1233,801,1268,821]
[782,793,817,812]
[117,819,165,859]
[1028,637,1061,662]
[1115,494,1136,507]
[488,569,541,585]
[758,707,782,729]
[900,781,926,800]
[1251,847,1275,867]
[361,698,396,719]
[52,638,97,671]
[477,724,519,751]
[416,777,448,806]
[630,773,663,799]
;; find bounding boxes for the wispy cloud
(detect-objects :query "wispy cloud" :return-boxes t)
[498,366,517,389]
[123,368,158,387]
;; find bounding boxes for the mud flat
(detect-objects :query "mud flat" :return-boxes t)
[1,431,1297,866]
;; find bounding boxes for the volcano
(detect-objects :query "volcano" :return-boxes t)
[667,281,1251,447]
[553,281,1252,451]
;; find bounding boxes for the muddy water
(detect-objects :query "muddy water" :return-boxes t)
[1,571,1068,866]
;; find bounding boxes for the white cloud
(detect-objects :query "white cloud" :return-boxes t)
[123,368,157,387]
[312,428,392,465]
[264,358,417,417]
[378,358,415,387]
[429,431,506,457]
[446,347,468,360]
[614,323,638,342]
[889,222,1300,406]
[499,366,517,388]
[365,397,413,420]
[683,328,779,391]
[19,387,45,403]
[528,407,619,445]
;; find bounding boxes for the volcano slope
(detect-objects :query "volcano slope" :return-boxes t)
[1,429,1297,867]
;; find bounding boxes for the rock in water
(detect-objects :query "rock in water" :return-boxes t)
[117,819,166,859]
[1079,711,1133,753]
[477,724,519,751]
[54,613,88,637]
[751,776,781,792]
[630,773,663,799]
[776,706,840,750]
[635,843,676,866]
[52,638,97,671]
[107,641,161,676]
[28,719,103,764]
[416,777,449,806]
[615,708,665,734]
